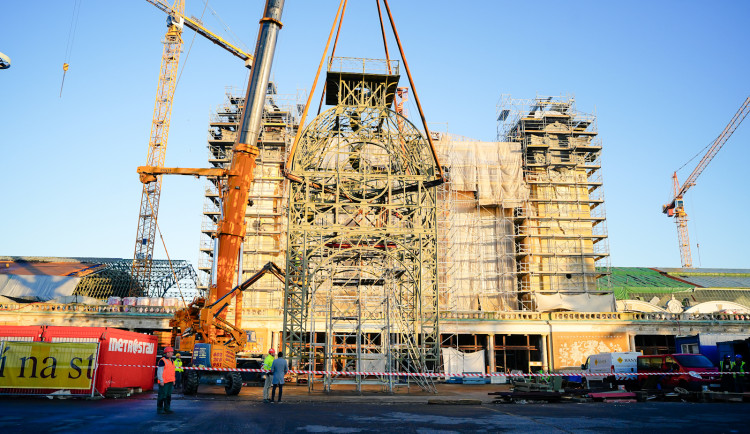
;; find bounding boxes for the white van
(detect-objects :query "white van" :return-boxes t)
[581,352,640,389]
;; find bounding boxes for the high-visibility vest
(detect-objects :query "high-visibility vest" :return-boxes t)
[161,357,176,383]
[174,358,184,373]
[263,354,274,371]
[734,360,746,378]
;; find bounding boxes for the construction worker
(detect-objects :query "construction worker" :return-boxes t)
[262,348,276,403]
[720,354,734,391]
[157,346,176,414]
[174,352,184,390]
[733,354,746,393]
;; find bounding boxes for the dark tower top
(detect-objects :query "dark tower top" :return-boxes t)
[325,57,400,108]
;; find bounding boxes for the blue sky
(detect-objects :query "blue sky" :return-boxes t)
[1,1,749,270]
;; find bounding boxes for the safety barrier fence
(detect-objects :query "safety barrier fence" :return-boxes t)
[97,364,726,379]
[3,303,750,323]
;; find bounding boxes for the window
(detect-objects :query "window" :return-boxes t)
[680,343,699,354]
[674,354,714,368]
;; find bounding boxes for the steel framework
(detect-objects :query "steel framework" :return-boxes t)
[131,1,185,296]
[283,58,440,392]
[497,95,612,310]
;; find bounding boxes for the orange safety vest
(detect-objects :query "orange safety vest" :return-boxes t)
[161,357,176,383]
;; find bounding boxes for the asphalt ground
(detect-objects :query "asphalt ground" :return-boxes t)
[1,384,748,433]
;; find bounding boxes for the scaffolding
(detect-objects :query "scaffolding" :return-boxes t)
[434,133,528,314]
[197,84,300,328]
[497,95,612,311]
[284,57,440,393]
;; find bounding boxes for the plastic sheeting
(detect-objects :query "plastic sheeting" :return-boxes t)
[0,275,81,301]
[433,135,526,311]
[535,292,615,312]
[444,198,518,311]
[441,347,485,374]
[437,139,528,208]
[359,353,387,372]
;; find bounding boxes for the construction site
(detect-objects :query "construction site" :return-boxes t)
[2,0,750,412]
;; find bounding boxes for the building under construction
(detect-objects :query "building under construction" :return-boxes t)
[188,52,621,389]
[3,84,750,386]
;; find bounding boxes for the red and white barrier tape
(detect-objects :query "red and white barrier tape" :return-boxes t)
[97,364,727,379]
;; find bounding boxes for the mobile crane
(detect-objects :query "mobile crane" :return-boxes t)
[137,0,285,395]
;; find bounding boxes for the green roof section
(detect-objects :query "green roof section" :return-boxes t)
[598,267,694,300]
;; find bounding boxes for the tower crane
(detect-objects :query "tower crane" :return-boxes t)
[131,0,253,296]
[662,96,750,268]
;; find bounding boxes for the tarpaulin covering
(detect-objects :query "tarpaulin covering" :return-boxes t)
[436,138,528,208]
[0,275,80,301]
[535,292,615,312]
[0,261,101,277]
[443,197,518,311]
[441,348,485,374]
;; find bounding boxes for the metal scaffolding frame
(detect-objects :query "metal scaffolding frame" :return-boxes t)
[497,95,612,310]
[283,57,440,393]
[75,258,197,299]
[197,84,299,320]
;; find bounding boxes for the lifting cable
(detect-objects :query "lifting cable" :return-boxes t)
[381,0,444,181]
[287,0,444,183]
[375,0,392,74]
[60,0,82,98]
[316,0,348,116]
[285,0,347,172]
[144,193,188,306]
[175,0,209,88]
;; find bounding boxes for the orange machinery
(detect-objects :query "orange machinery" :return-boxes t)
[137,0,285,395]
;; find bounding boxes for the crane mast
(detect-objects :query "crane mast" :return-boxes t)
[131,0,185,295]
[132,1,255,296]
[663,96,750,268]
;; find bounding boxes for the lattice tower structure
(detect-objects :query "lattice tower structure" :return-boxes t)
[131,1,185,297]
[197,84,298,317]
[284,58,440,392]
[497,96,612,310]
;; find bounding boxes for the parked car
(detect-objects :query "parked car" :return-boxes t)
[637,353,720,391]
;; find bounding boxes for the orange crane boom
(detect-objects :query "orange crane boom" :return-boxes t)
[662,96,750,268]
[133,0,285,396]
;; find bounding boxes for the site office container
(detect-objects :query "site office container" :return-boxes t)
[637,354,720,391]
[0,326,44,342]
[41,327,158,395]
[675,333,750,366]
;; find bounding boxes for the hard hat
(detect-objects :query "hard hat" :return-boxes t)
[269,348,276,355]
[164,346,174,353]
[736,354,743,359]
[725,354,732,358]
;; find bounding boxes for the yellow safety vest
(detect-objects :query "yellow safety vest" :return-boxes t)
[174,357,184,373]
